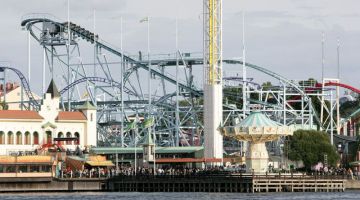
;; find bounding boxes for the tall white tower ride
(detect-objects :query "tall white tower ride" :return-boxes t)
[203,0,223,164]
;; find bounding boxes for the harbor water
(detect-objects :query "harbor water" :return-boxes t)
[0,191,359,200]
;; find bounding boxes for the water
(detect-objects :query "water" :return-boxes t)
[0,192,359,200]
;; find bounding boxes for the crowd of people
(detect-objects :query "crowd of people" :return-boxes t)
[311,167,357,179]
[58,166,230,178]
[58,165,359,180]
[60,167,116,178]
[116,166,227,176]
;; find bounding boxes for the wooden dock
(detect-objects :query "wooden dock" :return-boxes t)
[252,175,345,192]
[107,173,346,193]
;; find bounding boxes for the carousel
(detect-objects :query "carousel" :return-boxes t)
[221,111,293,173]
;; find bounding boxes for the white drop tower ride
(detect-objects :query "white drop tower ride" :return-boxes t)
[203,0,223,165]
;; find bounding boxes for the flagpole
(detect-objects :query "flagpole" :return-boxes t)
[117,16,124,173]
[242,11,246,119]
[321,32,325,83]
[175,18,179,147]
[134,113,138,175]
[134,128,137,175]
[67,0,71,111]
[147,17,151,110]
[93,9,97,107]
[120,17,124,148]
[146,17,156,175]
[28,31,31,86]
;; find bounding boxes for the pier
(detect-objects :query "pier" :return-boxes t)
[0,173,348,193]
[107,173,346,193]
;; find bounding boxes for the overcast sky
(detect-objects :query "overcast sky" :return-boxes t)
[0,0,360,94]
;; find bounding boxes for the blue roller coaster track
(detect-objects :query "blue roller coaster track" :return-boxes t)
[0,65,40,110]
[20,14,324,130]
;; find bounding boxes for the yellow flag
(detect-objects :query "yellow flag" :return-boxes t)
[140,17,149,23]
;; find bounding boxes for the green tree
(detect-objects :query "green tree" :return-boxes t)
[261,81,273,91]
[0,101,8,110]
[298,78,317,87]
[285,129,339,170]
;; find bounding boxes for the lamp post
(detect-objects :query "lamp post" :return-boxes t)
[337,142,343,168]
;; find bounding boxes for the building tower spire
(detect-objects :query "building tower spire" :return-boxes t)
[46,79,60,99]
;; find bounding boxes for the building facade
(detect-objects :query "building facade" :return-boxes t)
[0,82,41,110]
[0,80,97,155]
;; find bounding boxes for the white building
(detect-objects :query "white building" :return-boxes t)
[0,80,97,155]
[0,82,41,110]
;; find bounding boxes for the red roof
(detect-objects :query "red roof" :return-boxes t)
[0,110,43,120]
[56,111,86,121]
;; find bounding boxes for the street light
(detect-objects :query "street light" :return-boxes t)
[337,142,343,167]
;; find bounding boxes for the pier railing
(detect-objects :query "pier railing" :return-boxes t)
[251,173,349,180]
[108,172,349,181]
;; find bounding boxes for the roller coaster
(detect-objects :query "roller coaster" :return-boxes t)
[0,13,356,152]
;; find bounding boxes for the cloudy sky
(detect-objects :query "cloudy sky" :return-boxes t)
[0,0,360,94]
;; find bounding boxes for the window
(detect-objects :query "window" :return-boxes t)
[74,132,80,145]
[41,165,51,172]
[66,132,72,145]
[33,132,39,145]
[7,132,14,145]
[18,165,28,173]
[0,131,4,144]
[16,131,22,145]
[90,113,93,122]
[57,132,64,145]
[5,166,16,173]
[24,132,30,145]
[46,131,52,144]
[30,166,39,172]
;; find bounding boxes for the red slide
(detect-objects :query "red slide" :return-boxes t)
[316,82,360,94]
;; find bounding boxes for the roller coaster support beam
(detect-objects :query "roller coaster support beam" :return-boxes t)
[321,78,340,135]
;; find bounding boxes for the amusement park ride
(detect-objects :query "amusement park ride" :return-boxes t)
[0,0,359,160]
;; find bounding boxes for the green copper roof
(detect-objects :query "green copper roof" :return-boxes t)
[41,121,57,129]
[237,111,281,127]
[77,100,97,110]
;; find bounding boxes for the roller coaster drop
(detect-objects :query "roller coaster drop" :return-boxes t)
[1,14,352,152]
